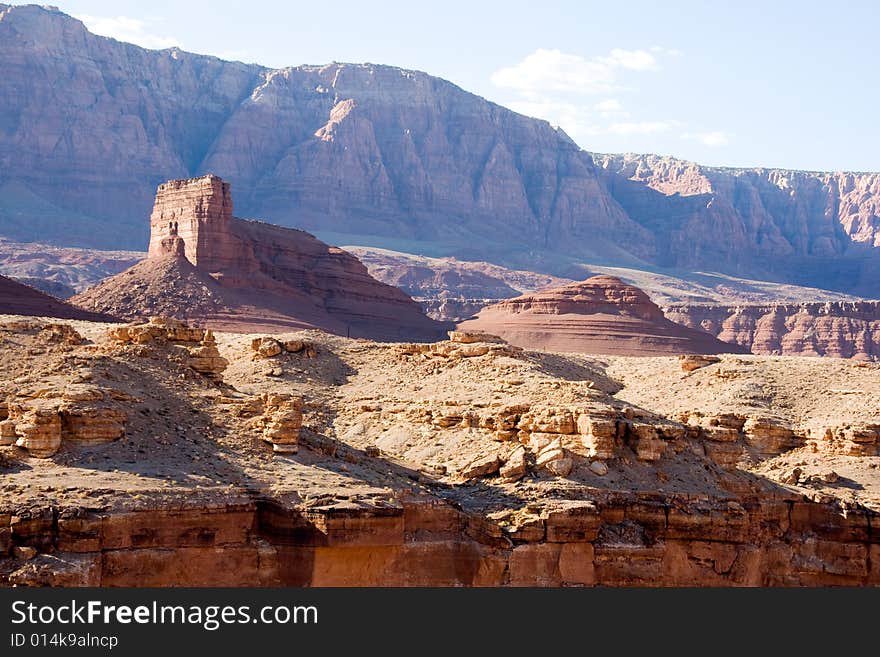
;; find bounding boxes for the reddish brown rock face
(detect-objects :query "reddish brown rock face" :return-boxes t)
[0,274,113,321]
[147,176,234,267]
[666,302,880,361]
[458,276,746,356]
[73,175,448,341]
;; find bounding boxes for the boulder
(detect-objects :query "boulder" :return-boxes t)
[500,446,527,482]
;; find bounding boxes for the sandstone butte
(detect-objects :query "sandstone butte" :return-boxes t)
[0,315,878,586]
[456,276,746,356]
[70,175,449,342]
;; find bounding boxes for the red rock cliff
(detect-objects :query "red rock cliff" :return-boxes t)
[666,301,880,360]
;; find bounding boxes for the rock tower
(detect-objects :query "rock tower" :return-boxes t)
[146,175,236,270]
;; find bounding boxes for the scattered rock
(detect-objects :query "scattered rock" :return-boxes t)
[283,339,306,353]
[545,457,573,476]
[499,446,527,482]
[13,546,37,561]
[252,337,283,359]
[38,323,84,345]
[589,460,609,476]
[447,330,505,344]
[822,470,840,483]
[458,453,501,480]
[781,467,803,485]
[187,330,228,379]
[679,354,721,372]
[252,393,303,453]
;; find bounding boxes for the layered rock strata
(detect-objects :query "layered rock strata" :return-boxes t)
[666,302,880,361]
[2,7,880,295]
[458,276,747,356]
[3,494,877,587]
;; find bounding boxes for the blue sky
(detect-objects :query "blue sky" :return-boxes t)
[48,0,880,171]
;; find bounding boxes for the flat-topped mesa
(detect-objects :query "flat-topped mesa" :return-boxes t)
[458,275,745,356]
[147,174,234,267]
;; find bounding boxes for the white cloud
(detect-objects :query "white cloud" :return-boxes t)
[599,48,658,71]
[682,131,731,147]
[608,121,679,135]
[650,46,684,57]
[78,14,182,50]
[594,98,627,119]
[508,99,602,137]
[492,46,692,147]
[491,47,660,95]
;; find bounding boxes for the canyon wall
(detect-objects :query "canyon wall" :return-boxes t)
[1,6,879,296]
[667,301,880,360]
[4,495,877,587]
[1,316,878,587]
[595,154,880,295]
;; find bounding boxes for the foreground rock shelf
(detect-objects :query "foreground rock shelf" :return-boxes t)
[1,316,878,586]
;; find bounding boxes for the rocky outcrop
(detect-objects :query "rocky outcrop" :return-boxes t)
[457,276,746,356]
[0,273,114,321]
[666,302,880,361]
[72,176,448,341]
[252,394,303,454]
[108,317,228,379]
[1,316,879,586]
[4,386,129,459]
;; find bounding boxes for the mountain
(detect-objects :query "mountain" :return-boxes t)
[595,154,880,295]
[0,4,878,297]
[457,275,744,356]
[71,175,448,340]
[347,246,575,321]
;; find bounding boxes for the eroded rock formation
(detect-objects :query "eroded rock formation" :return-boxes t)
[595,154,880,295]
[457,276,746,356]
[666,302,880,361]
[72,175,448,341]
